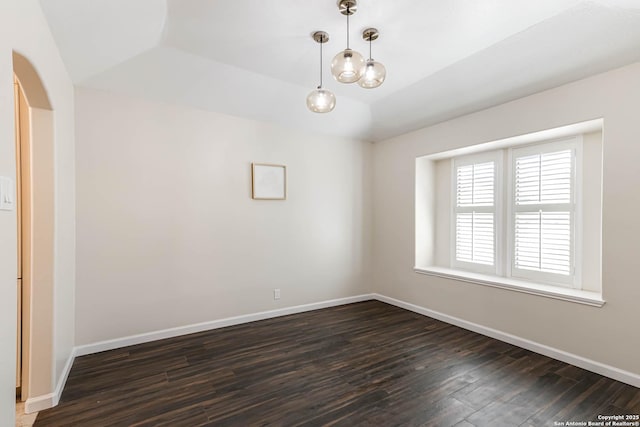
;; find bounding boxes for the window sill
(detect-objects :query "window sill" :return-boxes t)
[414,266,605,307]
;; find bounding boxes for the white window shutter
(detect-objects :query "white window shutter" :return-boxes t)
[513,148,574,279]
[456,212,494,265]
[514,211,571,275]
[457,162,494,207]
[515,150,572,205]
[454,159,496,270]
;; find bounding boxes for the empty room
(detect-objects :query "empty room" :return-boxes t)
[2,0,640,426]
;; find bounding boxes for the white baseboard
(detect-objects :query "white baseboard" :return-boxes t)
[75,294,374,357]
[24,393,54,414]
[373,293,640,389]
[24,347,77,414]
[24,295,372,414]
[33,291,638,415]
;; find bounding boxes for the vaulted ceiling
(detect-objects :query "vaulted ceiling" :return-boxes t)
[40,0,640,141]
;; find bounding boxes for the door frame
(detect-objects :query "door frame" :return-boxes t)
[12,51,55,410]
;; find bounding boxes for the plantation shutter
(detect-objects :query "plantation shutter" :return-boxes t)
[454,159,496,270]
[512,147,575,281]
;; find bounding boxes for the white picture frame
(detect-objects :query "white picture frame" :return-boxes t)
[251,163,287,200]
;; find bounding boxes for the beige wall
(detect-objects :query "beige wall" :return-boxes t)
[0,0,76,424]
[74,87,373,345]
[373,61,640,376]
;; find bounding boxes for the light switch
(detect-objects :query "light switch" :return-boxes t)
[0,176,16,211]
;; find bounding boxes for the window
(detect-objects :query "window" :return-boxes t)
[451,138,580,288]
[452,154,498,274]
[415,120,604,304]
[510,142,576,286]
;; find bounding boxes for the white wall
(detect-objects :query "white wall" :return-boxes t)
[373,62,640,376]
[0,0,76,424]
[74,87,372,345]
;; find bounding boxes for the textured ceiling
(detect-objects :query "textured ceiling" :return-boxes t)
[40,0,640,141]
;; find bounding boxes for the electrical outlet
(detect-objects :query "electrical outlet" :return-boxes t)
[273,288,281,300]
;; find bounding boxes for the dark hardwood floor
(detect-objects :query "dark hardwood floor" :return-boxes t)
[34,301,640,426]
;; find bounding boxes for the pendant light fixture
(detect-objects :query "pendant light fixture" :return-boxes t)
[307,31,336,113]
[331,0,365,84]
[304,1,387,111]
[358,28,386,89]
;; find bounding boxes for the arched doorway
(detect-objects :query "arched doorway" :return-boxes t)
[12,51,55,414]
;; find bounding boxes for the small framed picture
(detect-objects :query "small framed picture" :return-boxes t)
[251,163,287,200]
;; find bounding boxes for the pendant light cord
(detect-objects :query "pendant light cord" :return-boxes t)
[319,34,324,89]
[346,6,350,49]
[369,34,372,60]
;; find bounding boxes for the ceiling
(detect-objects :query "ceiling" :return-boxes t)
[39,0,640,141]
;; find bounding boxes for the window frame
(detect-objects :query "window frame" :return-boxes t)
[450,151,502,275]
[450,138,583,288]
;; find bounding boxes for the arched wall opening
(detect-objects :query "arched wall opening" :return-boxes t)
[12,51,56,413]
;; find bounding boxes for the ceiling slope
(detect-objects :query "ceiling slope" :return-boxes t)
[81,46,373,140]
[370,2,640,140]
[39,0,640,141]
[39,0,166,82]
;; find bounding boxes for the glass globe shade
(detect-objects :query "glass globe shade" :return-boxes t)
[358,59,386,89]
[306,88,336,113]
[331,49,366,84]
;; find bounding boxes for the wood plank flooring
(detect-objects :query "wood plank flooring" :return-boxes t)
[34,301,640,426]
